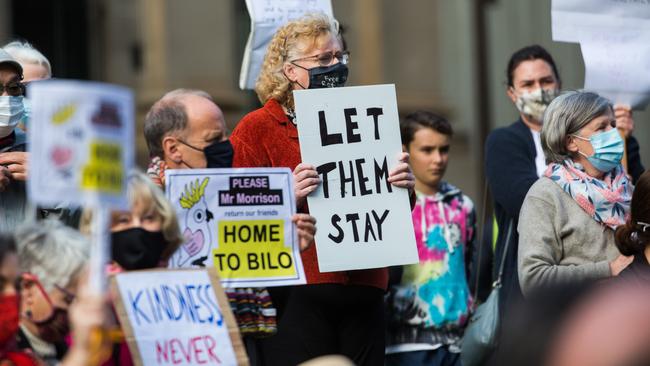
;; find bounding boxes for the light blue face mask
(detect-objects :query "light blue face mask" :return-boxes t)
[0,96,24,138]
[573,128,624,173]
[21,97,31,130]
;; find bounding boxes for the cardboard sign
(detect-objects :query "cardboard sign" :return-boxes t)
[239,0,333,90]
[165,168,306,287]
[112,269,248,366]
[294,84,418,272]
[28,80,134,209]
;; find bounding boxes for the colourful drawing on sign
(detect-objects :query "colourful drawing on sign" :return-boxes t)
[176,178,214,267]
[91,100,122,128]
[51,104,77,125]
[80,141,124,194]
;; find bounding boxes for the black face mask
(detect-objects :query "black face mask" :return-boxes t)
[205,139,234,168]
[178,139,233,169]
[34,307,69,343]
[293,62,349,89]
[111,228,167,270]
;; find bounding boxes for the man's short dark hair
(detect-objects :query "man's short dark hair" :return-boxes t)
[506,45,561,87]
[400,110,452,148]
[143,100,188,158]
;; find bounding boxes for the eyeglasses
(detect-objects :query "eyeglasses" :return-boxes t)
[20,272,76,316]
[291,50,350,67]
[0,81,25,97]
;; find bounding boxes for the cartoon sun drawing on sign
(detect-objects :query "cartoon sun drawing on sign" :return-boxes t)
[175,178,214,267]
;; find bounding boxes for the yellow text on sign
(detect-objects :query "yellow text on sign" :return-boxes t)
[81,141,123,194]
[214,220,296,279]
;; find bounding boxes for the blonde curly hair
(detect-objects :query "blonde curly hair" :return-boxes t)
[255,13,340,109]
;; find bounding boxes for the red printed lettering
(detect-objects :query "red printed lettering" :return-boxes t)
[152,335,223,364]
[204,335,221,364]
[155,340,169,363]
[190,336,207,364]
[170,339,182,364]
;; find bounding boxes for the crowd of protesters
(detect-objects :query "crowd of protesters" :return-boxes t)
[0,13,649,366]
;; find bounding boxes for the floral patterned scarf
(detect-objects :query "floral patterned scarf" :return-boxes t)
[544,159,632,229]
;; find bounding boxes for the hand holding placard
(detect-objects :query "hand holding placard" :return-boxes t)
[387,152,415,190]
[293,163,320,207]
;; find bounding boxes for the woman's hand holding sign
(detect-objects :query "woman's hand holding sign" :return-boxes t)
[293,213,317,251]
[0,166,10,191]
[387,152,415,190]
[0,151,28,181]
[293,163,321,207]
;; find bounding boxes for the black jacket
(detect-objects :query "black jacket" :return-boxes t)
[485,119,536,308]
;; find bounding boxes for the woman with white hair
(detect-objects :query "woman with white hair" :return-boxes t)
[15,219,90,365]
[80,170,184,271]
[517,90,634,297]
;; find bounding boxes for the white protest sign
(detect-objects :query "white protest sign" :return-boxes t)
[551,0,650,108]
[294,84,418,272]
[112,269,248,366]
[239,0,333,90]
[582,42,650,107]
[165,168,306,287]
[552,0,650,43]
[28,80,134,209]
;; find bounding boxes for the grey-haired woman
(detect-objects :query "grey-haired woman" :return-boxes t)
[517,91,634,296]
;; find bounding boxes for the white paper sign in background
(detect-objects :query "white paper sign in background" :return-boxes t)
[295,84,418,272]
[114,270,239,366]
[239,0,333,90]
[166,168,306,288]
[552,0,650,43]
[551,0,650,108]
[582,42,650,108]
[28,80,134,209]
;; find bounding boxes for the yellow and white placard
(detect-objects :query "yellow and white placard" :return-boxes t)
[165,168,306,288]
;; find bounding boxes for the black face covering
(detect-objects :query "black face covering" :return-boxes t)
[111,228,167,270]
[205,139,234,168]
[307,62,348,89]
[34,307,69,343]
[292,62,349,89]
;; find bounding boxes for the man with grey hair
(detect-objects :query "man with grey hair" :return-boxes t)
[15,219,90,364]
[144,88,231,187]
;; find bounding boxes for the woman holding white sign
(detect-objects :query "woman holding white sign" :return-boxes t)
[231,13,415,366]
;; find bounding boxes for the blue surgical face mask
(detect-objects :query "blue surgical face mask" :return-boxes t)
[0,96,24,137]
[573,128,624,173]
[21,97,31,130]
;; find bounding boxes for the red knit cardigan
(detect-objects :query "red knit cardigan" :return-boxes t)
[230,99,388,290]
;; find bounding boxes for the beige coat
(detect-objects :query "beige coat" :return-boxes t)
[517,177,619,296]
